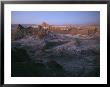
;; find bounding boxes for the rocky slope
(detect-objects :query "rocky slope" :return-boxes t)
[11,24,100,77]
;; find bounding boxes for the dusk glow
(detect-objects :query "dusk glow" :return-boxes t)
[11,11,100,25]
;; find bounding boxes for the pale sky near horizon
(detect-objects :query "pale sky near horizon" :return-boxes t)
[11,11,100,25]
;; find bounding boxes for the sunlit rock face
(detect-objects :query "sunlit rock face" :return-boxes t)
[11,23,100,77]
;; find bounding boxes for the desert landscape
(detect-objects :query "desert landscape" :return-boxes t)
[11,22,100,77]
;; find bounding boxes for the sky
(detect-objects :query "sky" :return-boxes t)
[11,11,100,25]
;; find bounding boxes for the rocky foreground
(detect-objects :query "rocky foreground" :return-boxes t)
[11,24,100,77]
